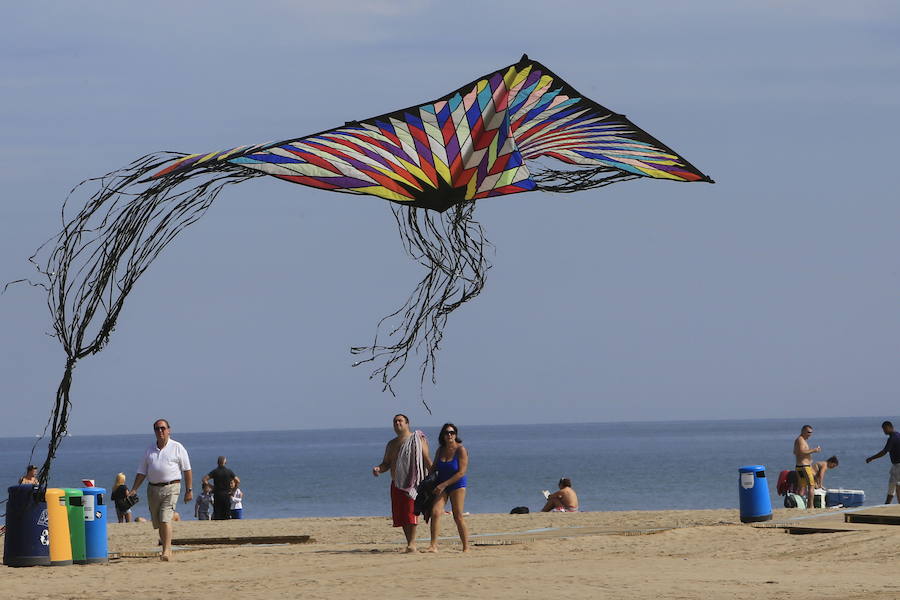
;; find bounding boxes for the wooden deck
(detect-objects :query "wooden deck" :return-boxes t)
[755,504,900,535]
[171,535,313,546]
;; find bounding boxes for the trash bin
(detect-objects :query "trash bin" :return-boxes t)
[81,487,108,564]
[63,488,87,564]
[3,485,50,567]
[738,465,772,523]
[45,488,73,566]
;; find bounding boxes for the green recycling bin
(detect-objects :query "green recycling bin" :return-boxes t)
[63,488,87,565]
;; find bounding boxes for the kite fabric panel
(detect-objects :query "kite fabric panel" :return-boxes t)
[151,54,712,212]
[25,54,711,486]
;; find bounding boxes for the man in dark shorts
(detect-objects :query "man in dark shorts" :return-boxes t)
[372,414,432,552]
[866,421,900,504]
[202,456,236,520]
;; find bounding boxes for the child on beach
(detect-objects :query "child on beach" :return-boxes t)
[230,477,243,519]
[195,482,214,520]
[111,472,133,523]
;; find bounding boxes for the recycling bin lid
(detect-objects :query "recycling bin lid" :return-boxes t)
[738,465,766,473]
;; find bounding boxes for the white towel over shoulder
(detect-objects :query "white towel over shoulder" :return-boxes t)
[394,430,426,500]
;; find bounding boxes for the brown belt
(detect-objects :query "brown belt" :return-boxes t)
[148,479,181,486]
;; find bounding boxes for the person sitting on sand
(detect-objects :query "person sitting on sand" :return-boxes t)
[541,477,579,512]
[812,456,838,489]
[18,464,38,485]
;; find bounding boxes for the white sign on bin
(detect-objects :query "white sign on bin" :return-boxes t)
[740,472,755,489]
[83,494,95,521]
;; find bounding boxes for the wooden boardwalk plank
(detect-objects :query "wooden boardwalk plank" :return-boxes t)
[783,526,857,535]
[845,513,900,525]
[171,535,313,546]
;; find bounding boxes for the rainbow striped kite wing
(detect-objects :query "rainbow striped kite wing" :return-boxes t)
[151,56,711,212]
[506,61,711,183]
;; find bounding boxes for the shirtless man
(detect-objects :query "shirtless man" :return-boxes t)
[541,477,579,512]
[812,456,839,489]
[18,465,38,485]
[793,424,821,509]
[372,414,432,552]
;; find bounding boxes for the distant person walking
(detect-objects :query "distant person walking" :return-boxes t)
[427,423,470,553]
[128,418,193,561]
[541,477,579,512]
[793,424,821,510]
[865,420,900,504]
[203,456,237,520]
[230,477,244,519]
[111,472,133,523]
[372,414,432,553]
[18,465,38,485]
[195,483,214,520]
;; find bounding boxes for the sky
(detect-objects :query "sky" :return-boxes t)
[2,1,899,437]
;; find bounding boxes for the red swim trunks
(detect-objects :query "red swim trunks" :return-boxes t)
[390,482,417,527]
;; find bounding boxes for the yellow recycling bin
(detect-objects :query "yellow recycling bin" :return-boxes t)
[45,488,73,566]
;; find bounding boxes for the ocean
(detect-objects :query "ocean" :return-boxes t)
[0,417,893,519]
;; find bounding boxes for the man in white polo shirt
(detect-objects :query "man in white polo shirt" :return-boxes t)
[128,418,193,561]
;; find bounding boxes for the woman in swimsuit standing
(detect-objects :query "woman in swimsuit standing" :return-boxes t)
[427,422,470,552]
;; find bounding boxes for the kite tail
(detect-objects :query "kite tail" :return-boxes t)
[351,201,491,406]
[27,152,261,485]
[531,165,640,193]
[32,358,74,486]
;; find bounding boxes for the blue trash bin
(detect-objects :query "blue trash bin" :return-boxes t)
[3,485,51,567]
[738,465,772,523]
[81,487,108,564]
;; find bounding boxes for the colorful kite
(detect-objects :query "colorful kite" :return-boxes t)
[27,55,711,482]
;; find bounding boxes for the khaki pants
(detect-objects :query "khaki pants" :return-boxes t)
[147,483,180,529]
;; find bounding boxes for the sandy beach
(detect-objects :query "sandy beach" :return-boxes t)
[4,506,900,599]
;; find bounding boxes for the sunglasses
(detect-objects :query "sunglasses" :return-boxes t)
[153,426,168,431]
[444,430,457,435]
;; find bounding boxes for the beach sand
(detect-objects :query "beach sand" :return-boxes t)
[4,507,899,599]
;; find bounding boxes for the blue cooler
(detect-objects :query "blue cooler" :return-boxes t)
[738,465,773,523]
[3,485,51,567]
[825,489,865,508]
[81,487,108,564]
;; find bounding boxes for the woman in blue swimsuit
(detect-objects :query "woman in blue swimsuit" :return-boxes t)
[427,422,470,552]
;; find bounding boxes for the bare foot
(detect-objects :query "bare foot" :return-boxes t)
[425,546,438,553]
[461,547,470,553]
[160,550,173,561]
[405,546,417,553]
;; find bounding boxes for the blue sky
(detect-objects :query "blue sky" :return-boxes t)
[2,1,899,436]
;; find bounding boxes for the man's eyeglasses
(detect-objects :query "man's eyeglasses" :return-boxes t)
[154,426,168,431]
